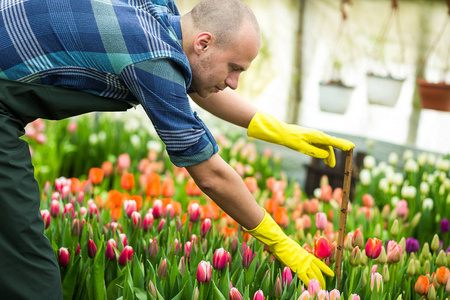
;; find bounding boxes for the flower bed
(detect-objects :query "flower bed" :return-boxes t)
[26,114,450,299]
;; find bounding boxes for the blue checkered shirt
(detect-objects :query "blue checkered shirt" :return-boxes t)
[0,0,218,167]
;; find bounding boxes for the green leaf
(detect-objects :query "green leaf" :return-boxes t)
[89,237,106,300]
[106,274,125,300]
[62,255,81,300]
[132,254,145,289]
[134,287,148,300]
[123,264,135,300]
[244,256,258,286]
[170,281,188,300]
[211,280,227,300]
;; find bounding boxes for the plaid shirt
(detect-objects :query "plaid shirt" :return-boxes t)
[0,0,218,167]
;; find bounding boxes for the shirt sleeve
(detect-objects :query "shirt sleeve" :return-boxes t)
[120,58,218,167]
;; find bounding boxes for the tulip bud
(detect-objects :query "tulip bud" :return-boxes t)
[143,212,154,232]
[352,228,364,249]
[375,246,387,264]
[373,223,381,239]
[176,216,182,231]
[163,203,175,219]
[88,239,97,259]
[148,280,157,298]
[192,287,199,300]
[406,258,415,276]
[242,246,254,268]
[213,248,229,271]
[307,278,321,297]
[106,239,117,261]
[390,219,399,236]
[229,287,243,300]
[131,211,141,228]
[414,259,421,275]
[420,243,432,263]
[75,243,81,256]
[349,246,361,266]
[118,246,133,266]
[178,256,186,276]
[329,289,340,300]
[58,247,70,267]
[315,212,327,231]
[119,233,127,247]
[196,260,211,283]
[231,236,238,254]
[273,277,282,298]
[360,249,368,265]
[282,266,293,288]
[382,265,390,283]
[427,283,436,300]
[435,250,447,267]
[158,218,166,233]
[50,200,60,218]
[201,218,211,238]
[431,234,440,253]
[189,202,200,222]
[446,276,450,293]
[252,290,264,300]
[423,260,430,274]
[152,199,163,219]
[40,209,51,229]
[157,258,167,278]
[148,237,158,260]
[370,272,383,292]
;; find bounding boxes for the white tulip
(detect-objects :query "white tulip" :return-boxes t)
[427,153,436,166]
[147,140,162,152]
[422,198,434,210]
[372,166,381,177]
[390,184,398,195]
[360,169,371,186]
[124,118,140,133]
[420,181,430,195]
[393,173,404,186]
[436,158,449,172]
[388,152,399,166]
[131,134,140,147]
[364,155,376,169]
[417,152,427,167]
[403,150,414,161]
[379,178,389,193]
[444,178,450,190]
[378,161,387,172]
[89,133,98,145]
[405,159,418,173]
[391,196,400,206]
[427,174,435,185]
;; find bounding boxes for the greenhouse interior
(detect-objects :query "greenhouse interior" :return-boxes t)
[1,0,450,299]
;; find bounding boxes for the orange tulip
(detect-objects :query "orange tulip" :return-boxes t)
[131,195,143,211]
[101,160,113,177]
[436,266,450,285]
[89,167,104,185]
[70,178,80,194]
[161,177,175,197]
[145,173,161,197]
[185,178,202,197]
[264,198,278,214]
[414,275,429,295]
[121,173,135,191]
[273,207,289,228]
[244,177,258,193]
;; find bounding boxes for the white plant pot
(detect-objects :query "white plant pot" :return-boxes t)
[366,75,405,107]
[319,82,354,114]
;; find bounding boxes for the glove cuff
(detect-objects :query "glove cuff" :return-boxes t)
[247,111,283,144]
[244,208,287,248]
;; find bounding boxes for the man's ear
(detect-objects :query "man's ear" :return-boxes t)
[194,32,213,55]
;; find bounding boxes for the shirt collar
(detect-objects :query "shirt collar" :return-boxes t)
[168,15,183,45]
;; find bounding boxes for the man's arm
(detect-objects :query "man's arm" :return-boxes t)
[185,153,264,230]
[189,88,257,128]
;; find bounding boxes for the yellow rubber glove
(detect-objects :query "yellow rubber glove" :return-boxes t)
[246,209,334,288]
[247,111,355,167]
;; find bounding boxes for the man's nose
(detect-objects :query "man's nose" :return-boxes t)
[225,72,240,90]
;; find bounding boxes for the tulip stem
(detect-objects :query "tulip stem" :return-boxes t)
[348,266,355,294]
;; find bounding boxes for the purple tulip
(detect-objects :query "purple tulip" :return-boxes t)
[405,238,420,253]
[440,219,449,233]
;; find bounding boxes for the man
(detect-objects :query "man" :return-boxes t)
[0,0,353,298]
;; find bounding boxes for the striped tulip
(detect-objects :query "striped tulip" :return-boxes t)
[314,236,331,259]
[252,290,264,300]
[229,287,244,300]
[131,211,141,228]
[365,238,382,259]
[370,272,383,292]
[58,247,70,268]
[282,266,293,288]
[124,200,137,218]
[201,218,212,238]
[329,289,341,300]
[50,200,60,218]
[152,199,163,219]
[143,212,154,232]
[106,239,117,261]
[189,202,200,222]
[118,246,133,266]
[196,260,211,283]
[307,279,320,297]
[213,248,229,271]
[40,209,51,229]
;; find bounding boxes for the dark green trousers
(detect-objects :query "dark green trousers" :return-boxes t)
[0,78,130,299]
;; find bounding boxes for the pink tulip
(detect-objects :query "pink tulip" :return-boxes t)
[79,206,87,217]
[282,266,293,288]
[117,153,131,172]
[329,289,341,300]
[213,248,229,270]
[163,203,175,219]
[320,185,332,202]
[75,243,81,256]
[58,247,70,267]
[229,287,244,300]
[88,202,98,219]
[273,277,282,298]
[119,233,127,247]
[106,239,117,261]
[50,200,60,217]
[314,236,332,259]
[67,121,77,133]
[158,258,168,278]
[317,290,329,300]
[349,294,361,300]
[252,290,264,300]
[88,239,97,259]
[302,214,312,230]
[124,200,137,218]
[184,241,193,261]
[152,199,163,219]
[118,246,133,266]
[242,246,254,268]
[196,260,212,283]
[201,218,212,238]
[63,203,75,219]
[158,218,166,233]
[298,291,311,300]
[370,272,383,292]
[51,192,60,201]
[396,200,409,218]
[365,238,382,259]
[315,212,327,231]
[307,279,321,297]
[131,211,141,228]
[143,212,154,232]
[40,209,51,229]
[386,241,402,264]
[189,202,200,222]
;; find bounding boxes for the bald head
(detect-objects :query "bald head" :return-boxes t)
[183,0,261,49]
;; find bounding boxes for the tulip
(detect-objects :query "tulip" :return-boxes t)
[436,266,450,285]
[164,203,175,219]
[349,246,361,266]
[213,248,229,271]
[329,289,340,300]
[427,283,436,300]
[320,185,332,202]
[148,237,158,259]
[252,290,264,300]
[189,202,200,222]
[88,167,104,185]
[152,199,163,219]
[148,280,157,299]
[88,239,97,259]
[50,200,60,218]
[196,260,211,283]
[158,258,168,278]
[317,290,329,300]
[414,275,429,295]
[386,241,402,264]
[365,238,382,259]
[298,291,311,300]
[229,287,243,300]
[158,218,166,233]
[162,176,175,197]
[201,218,212,238]
[349,294,361,300]
[370,272,383,292]
[40,209,51,229]
[447,276,450,293]
[282,266,293,288]
[120,173,135,191]
[441,218,450,233]
[119,233,127,247]
[178,256,186,275]
[58,247,70,267]
[405,238,420,253]
[124,199,137,218]
[143,212,154,232]
[314,236,331,259]
[242,246,254,268]
[118,246,133,266]
[315,212,327,231]
[117,153,131,173]
[307,278,320,297]
[406,258,415,276]
[436,250,447,267]
[106,239,117,261]
[352,228,364,249]
[131,211,141,228]
[273,277,282,298]
[431,234,440,253]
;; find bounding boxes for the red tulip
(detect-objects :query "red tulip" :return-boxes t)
[365,238,382,259]
[252,290,264,300]
[152,199,163,219]
[196,260,212,283]
[314,236,331,259]
[201,218,212,238]
[213,248,228,270]
[40,209,51,229]
[88,239,97,259]
[143,212,154,232]
[242,246,254,268]
[189,202,200,222]
[118,246,133,266]
[229,287,244,300]
[58,247,70,267]
[106,239,117,261]
[50,200,60,218]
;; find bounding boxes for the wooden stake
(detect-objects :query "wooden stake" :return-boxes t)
[335,148,353,288]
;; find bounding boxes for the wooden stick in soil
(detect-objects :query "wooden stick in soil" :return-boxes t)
[335,148,353,288]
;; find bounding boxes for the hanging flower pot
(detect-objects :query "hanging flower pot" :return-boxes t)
[366,74,405,107]
[417,79,450,112]
[319,81,355,114]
